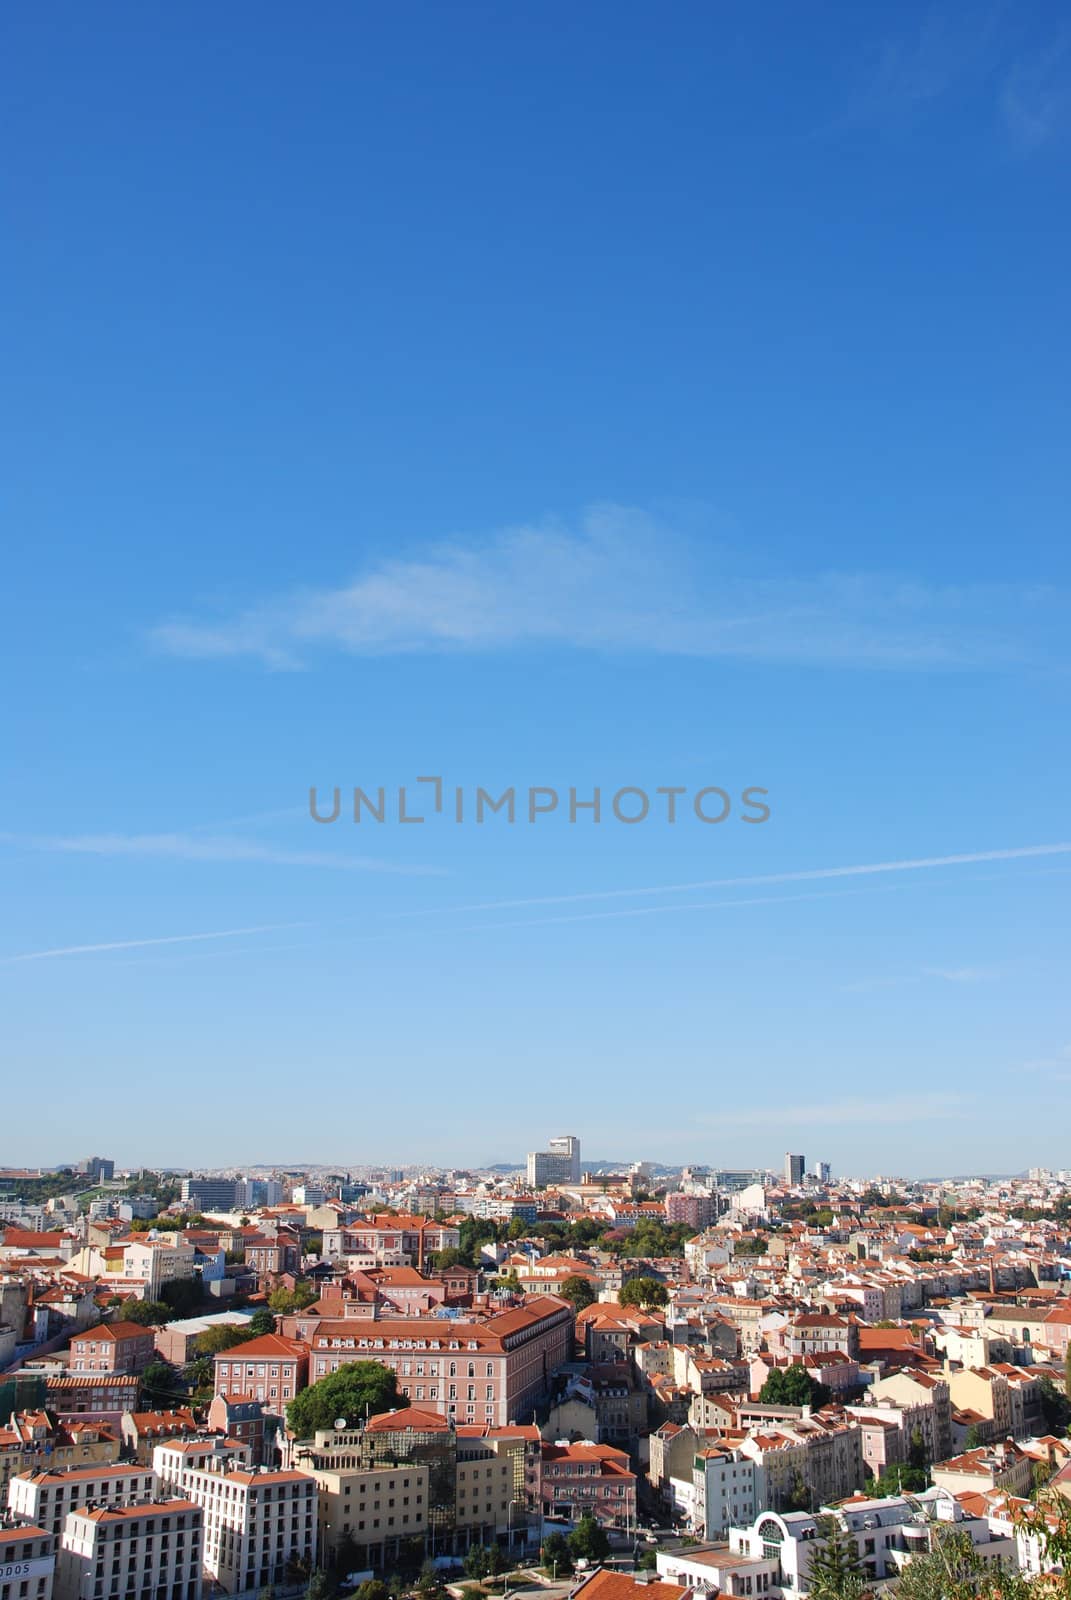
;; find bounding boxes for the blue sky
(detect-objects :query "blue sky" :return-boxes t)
[2,2,1069,1176]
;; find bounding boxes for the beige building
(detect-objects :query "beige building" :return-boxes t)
[54,1499,202,1600]
[947,1367,1014,1441]
[0,1523,54,1600]
[0,1417,120,1507]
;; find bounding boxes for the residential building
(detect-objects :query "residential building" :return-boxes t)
[152,1439,251,1491]
[526,1137,581,1190]
[69,1324,155,1376]
[7,1464,155,1540]
[168,1464,316,1595]
[119,1411,199,1465]
[205,1397,267,1466]
[44,1376,140,1431]
[308,1298,573,1427]
[212,1334,308,1416]
[540,1442,636,1529]
[691,1447,765,1539]
[0,1415,120,1505]
[0,1522,54,1600]
[53,1499,202,1600]
[665,1193,718,1231]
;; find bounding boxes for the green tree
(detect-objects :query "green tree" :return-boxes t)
[416,1559,444,1596]
[464,1544,499,1580]
[431,1247,463,1270]
[195,1323,257,1355]
[268,1283,318,1314]
[186,1355,213,1389]
[891,1528,1035,1599]
[118,1297,171,1326]
[286,1361,400,1437]
[353,1584,390,1600]
[760,1366,831,1409]
[248,1307,277,1336]
[304,1572,332,1600]
[963,1424,984,1450]
[558,1275,597,1311]
[618,1276,669,1310]
[1039,1374,1071,1435]
[540,1532,573,1577]
[569,1514,610,1562]
[785,1470,811,1511]
[140,1360,182,1401]
[806,1520,865,1600]
[733,1237,769,1257]
[507,1217,528,1239]
[160,1277,202,1317]
[637,1550,658,1571]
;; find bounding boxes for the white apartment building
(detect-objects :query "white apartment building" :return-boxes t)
[53,1499,202,1600]
[0,1523,54,1600]
[525,1136,580,1189]
[8,1465,156,1540]
[123,1239,198,1300]
[152,1441,251,1496]
[692,1448,765,1539]
[167,1465,316,1595]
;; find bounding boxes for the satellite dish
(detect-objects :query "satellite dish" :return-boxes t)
[334,1417,347,1430]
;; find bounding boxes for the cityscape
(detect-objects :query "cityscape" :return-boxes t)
[4,1140,1071,1597]
[5,3,1070,1600]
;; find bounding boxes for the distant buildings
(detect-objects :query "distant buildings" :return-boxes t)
[784,1153,805,1186]
[526,1135,581,1189]
[74,1157,114,1183]
[180,1178,239,1212]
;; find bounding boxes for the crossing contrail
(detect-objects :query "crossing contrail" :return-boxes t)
[395,841,1071,917]
[2,923,309,963]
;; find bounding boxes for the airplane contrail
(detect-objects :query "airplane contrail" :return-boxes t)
[2,923,310,963]
[394,841,1071,917]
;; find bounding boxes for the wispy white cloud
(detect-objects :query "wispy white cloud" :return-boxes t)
[148,505,1063,672]
[2,923,307,964]
[840,962,999,993]
[1000,30,1071,150]
[1019,1044,1071,1082]
[924,964,996,984]
[398,841,1071,919]
[704,1093,964,1130]
[0,831,444,877]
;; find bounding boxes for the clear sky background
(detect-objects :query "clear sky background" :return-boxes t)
[2,2,1069,1177]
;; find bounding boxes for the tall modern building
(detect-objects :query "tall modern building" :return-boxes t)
[526,1135,580,1188]
[817,1161,832,1185]
[180,1177,239,1211]
[784,1153,805,1186]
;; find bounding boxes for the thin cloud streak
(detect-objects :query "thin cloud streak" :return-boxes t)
[457,887,870,933]
[395,842,1071,918]
[0,831,444,878]
[704,1093,965,1130]
[3,923,308,964]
